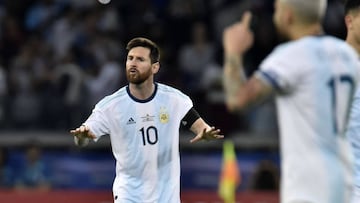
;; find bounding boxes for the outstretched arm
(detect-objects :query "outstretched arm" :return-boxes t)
[223,11,273,112]
[189,118,224,143]
[70,125,96,147]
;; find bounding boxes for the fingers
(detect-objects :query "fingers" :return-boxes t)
[207,126,220,134]
[79,125,88,132]
[207,127,224,139]
[70,125,96,139]
[214,134,225,139]
[226,11,252,29]
[70,125,88,133]
[189,128,208,143]
[222,11,253,55]
[190,127,224,143]
[190,136,201,143]
[241,11,252,28]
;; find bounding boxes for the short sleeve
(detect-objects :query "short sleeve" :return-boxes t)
[255,44,303,94]
[84,107,110,142]
[179,93,193,120]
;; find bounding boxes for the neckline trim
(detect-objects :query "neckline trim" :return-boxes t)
[126,83,158,103]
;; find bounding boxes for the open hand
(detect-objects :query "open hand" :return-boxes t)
[70,125,96,140]
[190,127,224,143]
[223,11,254,55]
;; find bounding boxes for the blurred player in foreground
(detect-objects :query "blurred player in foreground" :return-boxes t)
[344,0,360,202]
[70,37,223,203]
[222,0,360,202]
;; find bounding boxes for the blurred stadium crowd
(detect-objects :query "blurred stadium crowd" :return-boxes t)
[0,0,346,135]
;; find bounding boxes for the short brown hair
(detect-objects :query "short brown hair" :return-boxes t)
[126,37,160,64]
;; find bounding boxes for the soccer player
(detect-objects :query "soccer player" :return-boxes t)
[70,37,223,203]
[344,0,360,202]
[345,0,360,55]
[222,0,360,202]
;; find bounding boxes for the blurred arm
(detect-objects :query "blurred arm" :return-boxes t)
[222,11,273,112]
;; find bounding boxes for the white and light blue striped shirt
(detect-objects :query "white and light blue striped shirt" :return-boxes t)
[346,64,360,198]
[256,36,360,203]
[84,83,193,203]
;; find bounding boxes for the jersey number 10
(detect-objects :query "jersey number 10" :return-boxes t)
[140,126,159,145]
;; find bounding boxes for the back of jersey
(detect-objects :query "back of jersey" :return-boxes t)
[258,35,360,203]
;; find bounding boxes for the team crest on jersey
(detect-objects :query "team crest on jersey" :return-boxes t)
[159,107,169,124]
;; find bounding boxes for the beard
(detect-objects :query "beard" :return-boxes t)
[126,68,153,84]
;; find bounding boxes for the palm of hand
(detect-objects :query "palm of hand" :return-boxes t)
[190,127,223,143]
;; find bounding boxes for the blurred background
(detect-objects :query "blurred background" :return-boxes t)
[0,0,346,202]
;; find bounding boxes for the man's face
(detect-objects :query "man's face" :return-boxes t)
[347,10,360,46]
[126,47,154,84]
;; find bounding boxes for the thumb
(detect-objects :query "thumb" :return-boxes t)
[190,135,201,143]
[241,11,252,28]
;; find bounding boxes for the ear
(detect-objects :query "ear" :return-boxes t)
[284,7,294,25]
[345,15,353,30]
[152,62,160,74]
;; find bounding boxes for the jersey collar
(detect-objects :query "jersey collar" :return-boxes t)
[126,83,158,103]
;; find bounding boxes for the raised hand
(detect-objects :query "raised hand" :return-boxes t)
[223,11,254,55]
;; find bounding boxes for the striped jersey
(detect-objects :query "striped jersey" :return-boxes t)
[256,36,360,203]
[347,72,360,191]
[84,83,193,203]
[346,58,360,197]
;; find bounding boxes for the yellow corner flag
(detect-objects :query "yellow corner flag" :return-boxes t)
[218,140,241,203]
